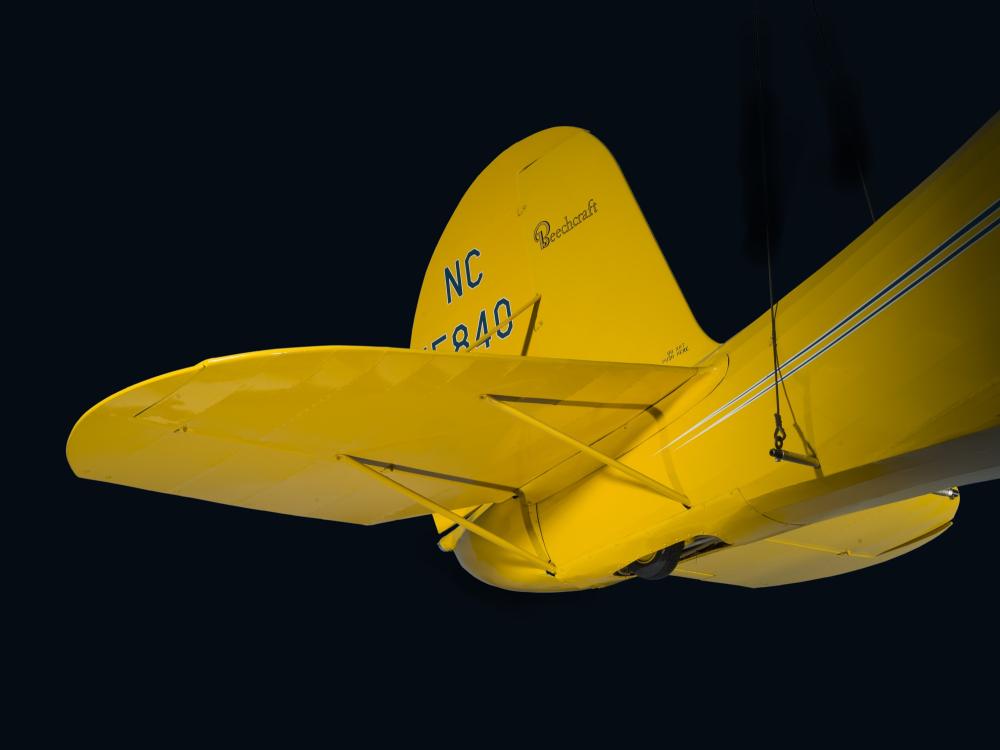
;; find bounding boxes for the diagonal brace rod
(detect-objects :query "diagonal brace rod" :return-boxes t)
[481,394,691,509]
[471,294,541,350]
[337,454,557,575]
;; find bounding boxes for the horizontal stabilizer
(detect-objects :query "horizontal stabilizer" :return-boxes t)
[68,347,697,525]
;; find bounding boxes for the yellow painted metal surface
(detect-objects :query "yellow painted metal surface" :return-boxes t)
[482,394,690,507]
[68,114,1000,593]
[67,346,695,525]
[410,126,721,539]
[673,492,959,587]
[410,126,717,366]
[338,455,556,574]
[437,503,493,552]
[449,115,999,591]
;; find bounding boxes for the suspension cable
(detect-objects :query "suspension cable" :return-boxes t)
[752,6,786,456]
[811,0,876,225]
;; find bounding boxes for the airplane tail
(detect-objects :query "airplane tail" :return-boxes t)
[410,127,718,366]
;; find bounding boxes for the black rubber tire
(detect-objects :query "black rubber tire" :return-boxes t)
[633,542,685,581]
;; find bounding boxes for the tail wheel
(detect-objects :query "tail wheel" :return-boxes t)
[617,542,685,581]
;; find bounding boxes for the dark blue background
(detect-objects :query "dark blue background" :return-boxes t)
[26,0,999,730]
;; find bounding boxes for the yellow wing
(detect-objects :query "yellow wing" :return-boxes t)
[67,346,696,525]
[673,491,959,587]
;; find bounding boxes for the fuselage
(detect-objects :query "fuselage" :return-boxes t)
[454,124,1000,592]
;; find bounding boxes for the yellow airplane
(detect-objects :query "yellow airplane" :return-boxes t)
[67,115,999,592]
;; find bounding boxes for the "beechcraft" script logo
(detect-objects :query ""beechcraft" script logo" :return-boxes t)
[533,198,598,250]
